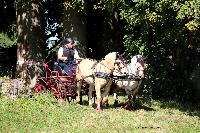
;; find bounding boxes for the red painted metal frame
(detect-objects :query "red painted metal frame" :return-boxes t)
[34,61,77,100]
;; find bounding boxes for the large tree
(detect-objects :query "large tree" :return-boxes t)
[16,0,46,88]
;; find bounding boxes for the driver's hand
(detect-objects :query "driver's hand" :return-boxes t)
[64,57,68,61]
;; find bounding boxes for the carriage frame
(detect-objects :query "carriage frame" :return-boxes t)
[34,60,77,102]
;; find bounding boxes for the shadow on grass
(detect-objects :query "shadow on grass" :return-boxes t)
[108,101,155,112]
[75,95,200,118]
[78,95,155,112]
[157,99,200,118]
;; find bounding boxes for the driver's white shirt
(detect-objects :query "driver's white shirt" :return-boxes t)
[58,47,80,59]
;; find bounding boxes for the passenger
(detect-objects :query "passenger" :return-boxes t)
[57,37,80,75]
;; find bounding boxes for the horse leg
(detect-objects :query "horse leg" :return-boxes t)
[102,80,112,107]
[123,94,132,110]
[95,84,102,111]
[124,88,133,110]
[113,85,120,106]
[113,92,119,106]
[88,84,94,108]
[76,80,82,104]
[130,81,141,109]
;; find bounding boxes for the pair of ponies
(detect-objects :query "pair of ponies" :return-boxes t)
[76,52,147,111]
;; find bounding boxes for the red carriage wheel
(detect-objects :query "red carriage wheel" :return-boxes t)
[34,83,46,93]
[49,82,63,100]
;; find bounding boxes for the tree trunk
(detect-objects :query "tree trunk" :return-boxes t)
[16,0,45,90]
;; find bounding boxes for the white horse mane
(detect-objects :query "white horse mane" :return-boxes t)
[131,55,143,65]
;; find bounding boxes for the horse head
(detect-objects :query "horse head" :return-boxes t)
[96,52,118,74]
[103,52,117,68]
[131,55,148,79]
[113,53,128,75]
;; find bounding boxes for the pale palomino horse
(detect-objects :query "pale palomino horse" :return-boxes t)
[113,55,147,109]
[76,52,118,111]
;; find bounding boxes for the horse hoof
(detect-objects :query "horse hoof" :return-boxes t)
[114,101,119,106]
[89,104,94,108]
[57,99,65,104]
[96,108,103,113]
[124,104,135,111]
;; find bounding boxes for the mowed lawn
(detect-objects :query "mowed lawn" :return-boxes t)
[0,93,199,133]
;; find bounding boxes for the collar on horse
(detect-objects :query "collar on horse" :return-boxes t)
[91,60,114,79]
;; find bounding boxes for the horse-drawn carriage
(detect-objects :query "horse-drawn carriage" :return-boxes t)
[33,52,147,111]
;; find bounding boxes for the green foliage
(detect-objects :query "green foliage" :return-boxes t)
[0,33,16,77]
[93,0,122,11]
[177,0,200,31]
[64,0,85,12]
[116,0,200,101]
[0,32,16,77]
[0,33,16,48]
[0,0,16,76]
[82,0,200,101]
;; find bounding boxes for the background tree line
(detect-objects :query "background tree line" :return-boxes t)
[0,0,200,103]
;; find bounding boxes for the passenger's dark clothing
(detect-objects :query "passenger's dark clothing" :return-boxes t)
[58,61,76,76]
[58,47,75,63]
[58,46,76,75]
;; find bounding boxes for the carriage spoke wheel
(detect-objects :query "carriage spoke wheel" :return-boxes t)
[49,83,62,100]
[34,83,46,93]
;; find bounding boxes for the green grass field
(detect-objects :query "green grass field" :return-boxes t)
[0,93,199,133]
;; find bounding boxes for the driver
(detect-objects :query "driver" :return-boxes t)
[57,37,80,75]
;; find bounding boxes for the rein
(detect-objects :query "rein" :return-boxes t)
[112,73,142,81]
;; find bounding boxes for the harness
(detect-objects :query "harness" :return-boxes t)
[82,60,114,80]
[112,58,144,81]
[77,57,116,84]
[78,53,144,82]
[94,72,113,80]
[112,74,141,81]
[81,62,142,82]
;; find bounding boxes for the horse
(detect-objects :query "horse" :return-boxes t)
[75,52,120,111]
[112,55,147,110]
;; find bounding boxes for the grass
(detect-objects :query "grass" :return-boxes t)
[0,93,199,133]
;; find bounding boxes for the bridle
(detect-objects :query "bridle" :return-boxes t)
[113,55,146,81]
[113,52,129,74]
